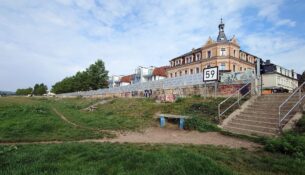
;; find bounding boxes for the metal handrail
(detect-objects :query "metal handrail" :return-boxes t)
[218,79,255,121]
[279,81,305,129]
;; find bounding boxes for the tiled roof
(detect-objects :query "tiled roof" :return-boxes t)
[153,66,169,77]
[120,75,133,83]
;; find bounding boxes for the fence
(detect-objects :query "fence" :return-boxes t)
[57,71,255,98]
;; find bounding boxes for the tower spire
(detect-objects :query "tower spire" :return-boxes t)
[217,18,228,42]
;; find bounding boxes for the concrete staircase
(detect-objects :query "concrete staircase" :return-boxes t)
[222,93,300,137]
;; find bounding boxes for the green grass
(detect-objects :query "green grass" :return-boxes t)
[0,97,111,142]
[0,96,243,142]
[1,143,305,175]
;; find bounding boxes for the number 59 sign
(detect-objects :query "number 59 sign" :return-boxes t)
[203,66,219,82]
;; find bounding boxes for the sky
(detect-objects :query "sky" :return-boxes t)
[1,0,305,91]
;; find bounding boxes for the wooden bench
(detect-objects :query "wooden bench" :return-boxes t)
[156,114,191,129]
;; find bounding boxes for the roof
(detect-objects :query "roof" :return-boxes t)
[120,75,133,83]
[170,47,202,61]
[153,66,169,77]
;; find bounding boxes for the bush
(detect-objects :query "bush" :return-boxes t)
[189,102,218,116]
[264,114,305,158]
[264,133,305,158]
[294,115,305,133]
[184,117,220,132]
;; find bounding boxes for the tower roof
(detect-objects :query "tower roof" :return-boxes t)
[217,18,228,42]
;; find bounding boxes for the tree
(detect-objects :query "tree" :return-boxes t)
[33,83,48,95]
[86,60,109,90]
[51,59,109,94]
[16,87,33,95]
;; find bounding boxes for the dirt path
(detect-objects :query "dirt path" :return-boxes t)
[52,107,118,135]
[0,127,260,149]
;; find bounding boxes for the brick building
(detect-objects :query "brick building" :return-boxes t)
[167,19,257,78]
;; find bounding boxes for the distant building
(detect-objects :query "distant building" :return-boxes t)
[133,66,155,84]
[120,75,133,86]
[167,19,257,78]
[152,66,169,81]
[262,60,298,92]
[108,75,123,88]
[132,66,169,84]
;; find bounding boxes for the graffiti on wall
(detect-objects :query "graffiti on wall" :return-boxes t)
[220,70,255,84]
[144,89,153,98]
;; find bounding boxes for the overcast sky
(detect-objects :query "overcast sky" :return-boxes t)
[1,0,305,91]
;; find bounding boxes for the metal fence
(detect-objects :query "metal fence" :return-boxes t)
[57,72,255,97]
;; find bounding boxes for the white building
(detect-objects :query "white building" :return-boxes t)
[108,75,123,88]
[262,60,298,92]
[132,66,155,84]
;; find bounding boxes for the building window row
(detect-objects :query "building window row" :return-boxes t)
[170,67,201,77]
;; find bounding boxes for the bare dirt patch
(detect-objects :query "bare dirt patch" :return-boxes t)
[0,127,260,149]
[103,127,260,149]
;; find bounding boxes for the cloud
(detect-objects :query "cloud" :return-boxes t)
[0,0,302,91]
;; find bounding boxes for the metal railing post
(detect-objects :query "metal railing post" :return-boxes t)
[237,89,240,107]
[299,87,303,112]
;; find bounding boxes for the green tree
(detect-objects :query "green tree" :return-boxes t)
[86,60,109,90]
[33,83,48,95]
[51,59,109,94]
[16,87,33,95]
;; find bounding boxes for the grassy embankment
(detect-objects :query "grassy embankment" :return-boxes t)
[1,97,305,174]
[0,96,235,142]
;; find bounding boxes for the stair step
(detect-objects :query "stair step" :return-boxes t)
[231,118,278,128]
[227,122,278,133]
[223,125,277,137]
[240,111,294,118]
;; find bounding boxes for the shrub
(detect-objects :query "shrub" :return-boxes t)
[294,115,305,133]
[184,117,220,132]
[264,114,305,158]
[264,133,305,158]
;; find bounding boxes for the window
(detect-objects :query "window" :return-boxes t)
[220,48,226,56]
[220,63,226,70]
[185,70,188,75]
[206,64,211,68]
[170,73,173,78]
[190,69,193,74]
[196,67,199,74]
[179,71,182,76]
[196,53,201,61]
[207,51,211,58]
[175,72,177,77]
[233,65,236,72]
[233,50,236,57]
[240,67,242,71]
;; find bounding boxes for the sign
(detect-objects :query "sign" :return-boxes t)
[203,66,219,82]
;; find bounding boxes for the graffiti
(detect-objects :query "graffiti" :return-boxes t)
[220,70,255,84]
[131,91,138,96]
[156,94,176,103]
[144,89,153,98]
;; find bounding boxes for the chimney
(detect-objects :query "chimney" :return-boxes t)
[266,60,271,65]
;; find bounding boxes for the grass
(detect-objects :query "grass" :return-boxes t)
[0,97,111,142]
[263,113,305,158]
[1,143,305,175]
[0,96,245,142]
